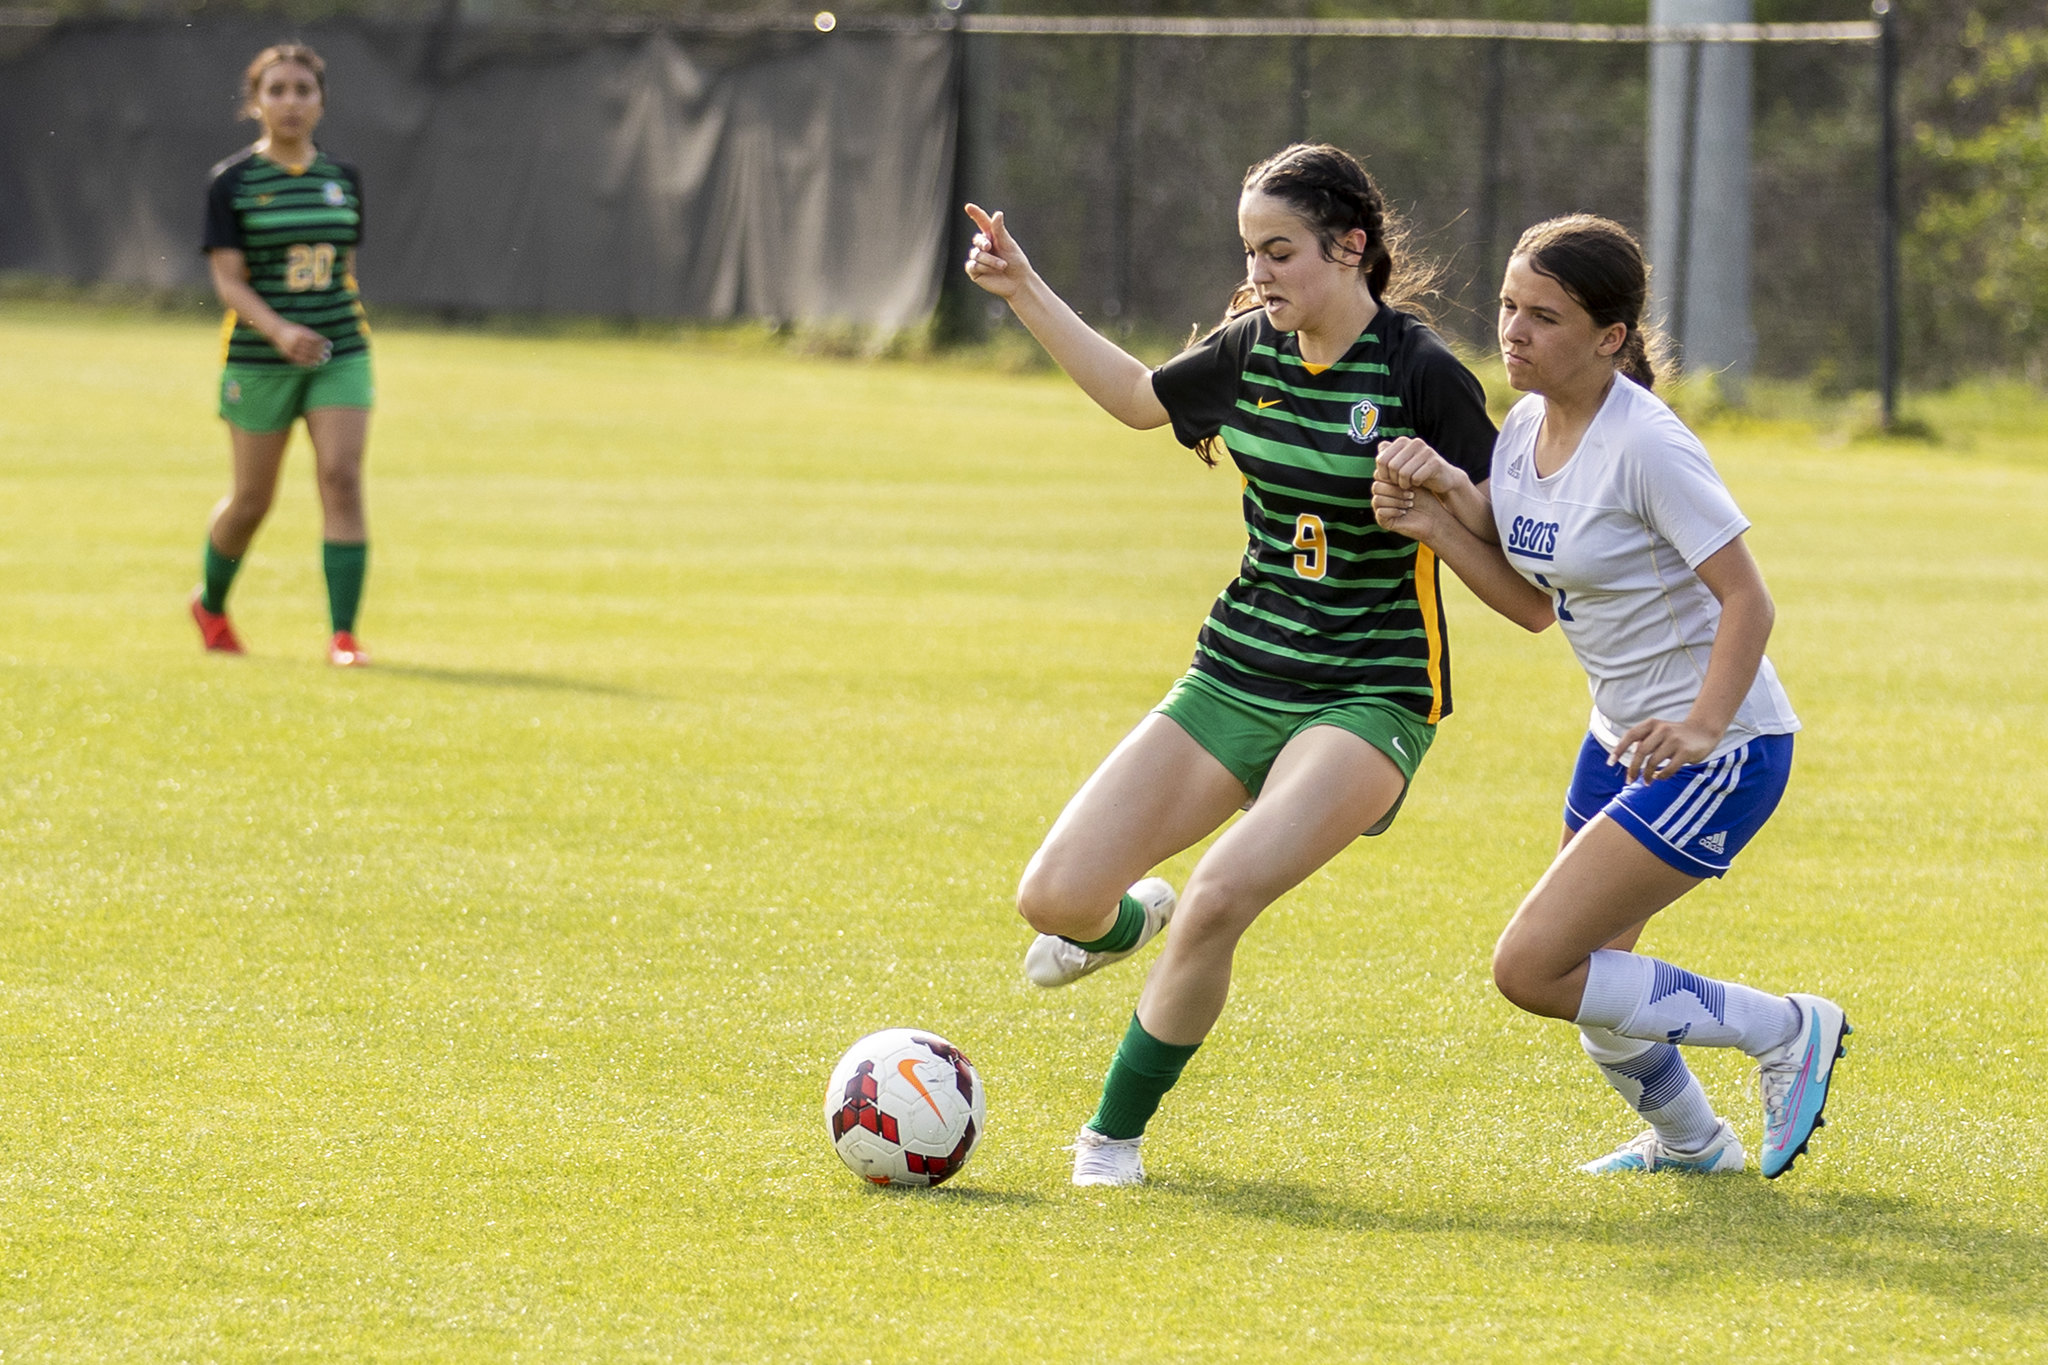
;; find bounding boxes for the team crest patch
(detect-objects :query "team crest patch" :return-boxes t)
[1348,399,1380,444]
[224,380,241,404]
[323,181,346,206]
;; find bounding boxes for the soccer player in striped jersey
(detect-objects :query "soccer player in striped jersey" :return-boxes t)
[1373,215,1848,1178]
[189,43,374,667]
[964,144,1497,1187]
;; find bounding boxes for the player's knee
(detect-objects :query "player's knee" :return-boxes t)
[318,466,363,509]
[1013,860,1106,939]
[1490,936,1545,1014]
[222,488,274,530]
[1169,879,1260,958]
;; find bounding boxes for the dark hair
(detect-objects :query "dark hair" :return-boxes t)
[240,44,326,121]
[1227,143,1428,315]
[1509,214,1666,390]
[1190,143,1435,466]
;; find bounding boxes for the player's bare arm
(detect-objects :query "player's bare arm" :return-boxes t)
[207,246,327,368]
[1374,436,1499,543]
[1373,479,1553,632]
[963,203,1167,430]
[1612,535,1775,782]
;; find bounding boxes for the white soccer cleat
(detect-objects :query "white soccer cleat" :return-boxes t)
[1757,992,1850,1179]
[1023,877,1177,988]
[1070,1126,1145,1187]
[1578,1118,1747,1174]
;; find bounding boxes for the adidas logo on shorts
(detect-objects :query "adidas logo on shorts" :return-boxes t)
[1696,830,1728,855]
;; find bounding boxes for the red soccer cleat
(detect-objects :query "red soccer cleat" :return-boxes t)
[189,589,245,654]
[328,631,371,667]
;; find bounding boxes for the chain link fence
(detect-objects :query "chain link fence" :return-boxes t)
[958,25,1882,386]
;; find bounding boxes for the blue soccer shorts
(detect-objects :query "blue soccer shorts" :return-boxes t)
[1563,731,1795,879]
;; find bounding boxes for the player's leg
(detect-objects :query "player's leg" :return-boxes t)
[1137,724,1404,1043]
[193,419,292,652]
[1542,741,1731,1167]
[1573,911,1744,1172]
[1494,735,1848,1176]
[1016,712,1250,973]
[305,403,371,664]
[1069,725,1405,1186]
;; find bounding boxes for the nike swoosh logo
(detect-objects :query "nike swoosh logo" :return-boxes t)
[1390,737,1407,756]
[898,1058,945,1120]
[1256,397,1282,408]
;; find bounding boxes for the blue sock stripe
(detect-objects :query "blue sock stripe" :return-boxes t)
[1609,1042,1690,1111]
[1649,960,1728,1026]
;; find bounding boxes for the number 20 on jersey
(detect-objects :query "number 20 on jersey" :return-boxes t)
[285,243,336,292]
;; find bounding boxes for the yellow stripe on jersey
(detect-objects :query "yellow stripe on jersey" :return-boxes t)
[1416,545,1445,724]
[219,309,238,363]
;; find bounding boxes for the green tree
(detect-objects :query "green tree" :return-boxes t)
[1913,20,2048,380]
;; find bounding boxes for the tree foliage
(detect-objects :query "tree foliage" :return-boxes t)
[1912,19,2048,380]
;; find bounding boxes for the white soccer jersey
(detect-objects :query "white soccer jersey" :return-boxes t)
[1489,376,1799,757]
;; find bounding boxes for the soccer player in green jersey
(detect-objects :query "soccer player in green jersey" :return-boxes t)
[964,144,1497,1186]
[190,43,374,666]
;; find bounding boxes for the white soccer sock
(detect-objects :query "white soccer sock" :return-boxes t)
[1579,1025,1723,1153]
[1576,949,1800,1056]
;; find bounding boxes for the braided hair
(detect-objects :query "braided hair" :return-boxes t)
[1509,215,1668,390]
[1191,144,1434,465]
[1226,143,1427,316]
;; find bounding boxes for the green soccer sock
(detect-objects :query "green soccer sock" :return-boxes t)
[322,540,368,633]
[1062,892,1146,953]
[200,539,243,615]
[1087,1014,1203,1141]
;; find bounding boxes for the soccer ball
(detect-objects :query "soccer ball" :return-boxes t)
[824,1028,985,1188]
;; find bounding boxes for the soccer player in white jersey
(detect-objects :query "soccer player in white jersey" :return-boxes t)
[1371,215,1849,1178]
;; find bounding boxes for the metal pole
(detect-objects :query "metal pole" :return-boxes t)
[1475,38,1506,306]
[1875,0,1898,429]
[1290,34,1312,145]
[1107,33,1136,321]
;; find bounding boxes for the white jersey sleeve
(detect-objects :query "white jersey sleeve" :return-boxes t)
[1627,418,1749,570]
[1488,378,1798,756]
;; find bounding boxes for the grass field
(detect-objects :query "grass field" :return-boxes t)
[1,300,2044,1361]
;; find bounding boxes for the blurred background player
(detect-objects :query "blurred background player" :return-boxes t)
[964,144,1497,1187]
[190,43,374,666]
[1373,214,1848,1179]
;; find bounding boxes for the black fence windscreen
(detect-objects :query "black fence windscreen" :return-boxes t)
[0,18,957,329]
[1,18,1880,384]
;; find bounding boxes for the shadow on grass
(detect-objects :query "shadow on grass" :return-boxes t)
[857,1184,1050,1209]
[373,663,660,699]
[931,1185,1051,1208]
[1161,1174,2046,1318]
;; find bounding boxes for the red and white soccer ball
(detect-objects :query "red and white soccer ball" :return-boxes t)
[824,1028,985,1188]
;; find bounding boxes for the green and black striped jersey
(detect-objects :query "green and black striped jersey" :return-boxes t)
[1151,307,1496,722]
[202,147,367,367]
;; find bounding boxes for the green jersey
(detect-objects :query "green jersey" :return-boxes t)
[1150,307,1497,723]
[202,146,367,368]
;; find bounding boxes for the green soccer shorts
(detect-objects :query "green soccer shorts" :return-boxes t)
[1154,670,1437,836]
[219,352,373,432]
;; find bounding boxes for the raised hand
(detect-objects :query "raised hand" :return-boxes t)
[963,203,1032,300]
